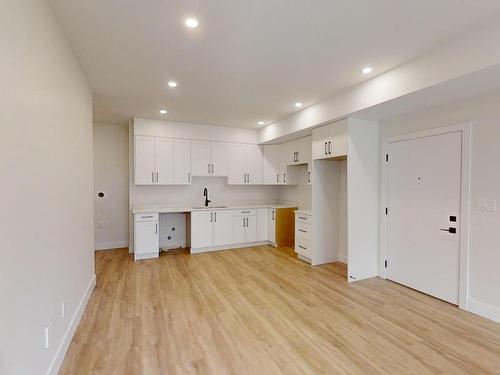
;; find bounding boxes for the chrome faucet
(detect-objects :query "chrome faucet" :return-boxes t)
[203,188,211,207]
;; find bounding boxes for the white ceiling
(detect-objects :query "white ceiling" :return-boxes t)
[50,0,500,128]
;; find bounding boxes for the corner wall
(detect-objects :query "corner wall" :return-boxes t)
[0,1,94,374]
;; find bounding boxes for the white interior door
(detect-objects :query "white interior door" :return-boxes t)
[155,137,174,184]
[387,131,462,304]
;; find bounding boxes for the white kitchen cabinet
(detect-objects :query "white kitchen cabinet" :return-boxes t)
[268,209,276,244]
[134,213,159,261]
[191,140,228,177]
[233,209,257,243]
[135,136,177,185]
[279,143,297,185]
[213,210,234,246]
[312,119,348,160]
[155,137,174,184]
[287,137,310,165]
[228,144,263,185]
[262,144,280,185]
[191,211,214,249]
[256,208,269,241]
[295,211,312,263]
[173,138,191,184]
[134,136,156,185]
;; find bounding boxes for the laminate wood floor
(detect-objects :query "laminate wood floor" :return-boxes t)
[60,246,500,375]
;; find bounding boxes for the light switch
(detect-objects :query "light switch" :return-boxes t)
[476,199,497,212]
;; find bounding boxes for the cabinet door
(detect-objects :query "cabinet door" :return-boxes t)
[330,121,348,158]
[256,208,269,241]
[245,144,263,185]
[279,143,289,184]
[211,142,228,176]
[228,143,246,184]
[262,145,280,185]
[191,211,213,249]
[191,140,211,176]
[268,209,276,243]
[234,216,246,243]
[134,135,156,185]
[134,221,159,258]
[245,215,257,243]
[155,137,174,184]
[297,136,310,164]
[173,138,191,184]
[312,124,330,160]
[213,210,234,246]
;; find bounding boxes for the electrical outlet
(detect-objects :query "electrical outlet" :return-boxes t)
[61,301,66,318]
[476,199,497,212]
[97,221,105,229]
[44,322,51,349]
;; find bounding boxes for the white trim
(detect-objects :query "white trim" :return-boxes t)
[95,241,129,251]
[380,123,471,310]
[46,274,96,375]
[191,241,270,254]
[468,298,500,323]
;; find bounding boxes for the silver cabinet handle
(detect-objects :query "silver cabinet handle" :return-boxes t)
[214,212,217,222]
[211,164,214,173]
[142,215,154,219]
[157,172,159,183]
[242,217,245,227]
[325,142,328,155]
[299,216,307,220]
[299,245,306,250]
[210,212,213,222]
[284,173,286,183]
[208,164,211,173]
[276,174,279,183]
[243,174,246,183]
[152,172,155,183]
[272,210,275,220]
[247,173,250,184]
[299,229,307,233]
[328,141,332,154]
[188,172,191,183]
[241,211,250,214]
[155,223,158,234]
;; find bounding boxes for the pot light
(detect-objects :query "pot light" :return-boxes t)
[362,66,373,75]
[294,102,303,108]
[168,81,177,88]
[185,18,199,28]
[159,109,167,114]
[258,121,265,125]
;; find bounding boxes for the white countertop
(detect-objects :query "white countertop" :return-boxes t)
[133,203,298,214]
[295,209,312,215]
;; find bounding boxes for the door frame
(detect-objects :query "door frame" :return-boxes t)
[380,123,471,310]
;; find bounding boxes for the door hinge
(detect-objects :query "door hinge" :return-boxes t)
[385,154,389,162]
[385,207,388,215]
[384,260,388,268]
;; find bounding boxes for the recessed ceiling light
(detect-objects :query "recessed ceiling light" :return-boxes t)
[294,102,303,108]
[362,66,373,75]
[168,81,177,88]
[258,121,265,125]
[159,109,167,114]
[185,18,199,28]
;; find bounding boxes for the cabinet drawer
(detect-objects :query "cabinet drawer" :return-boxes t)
[234,209,256,216]
[135,213,159,222]
[295,213,312,225]
[295,239,311,257]
[296,222,312,241]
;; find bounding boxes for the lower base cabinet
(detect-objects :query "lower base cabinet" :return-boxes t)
[295,211,312,263]
[191,210,234,249]
[134,213,159,261]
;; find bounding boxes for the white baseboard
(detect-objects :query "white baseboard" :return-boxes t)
[95,240,129,250]
[191,241,270,254]
[46,274,96,375]
[467,297,500,323]
[338,252,348,263]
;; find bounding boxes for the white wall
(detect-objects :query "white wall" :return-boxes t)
[0,1,94,374]
[129,118,281,251]
[93,123,129,250]
[380,91,500,322]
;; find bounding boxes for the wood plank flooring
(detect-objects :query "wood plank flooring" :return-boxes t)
[59,246,500,375]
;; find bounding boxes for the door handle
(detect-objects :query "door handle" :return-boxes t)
[440,227,457,234]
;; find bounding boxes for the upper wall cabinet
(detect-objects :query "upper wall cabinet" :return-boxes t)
[191,140,228,177]
[287,136,310,165]
[135,136,190,185]
[312,119,348,160]
[228,144,263,185]
[134,136,174,185]
[262,144,280,184]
